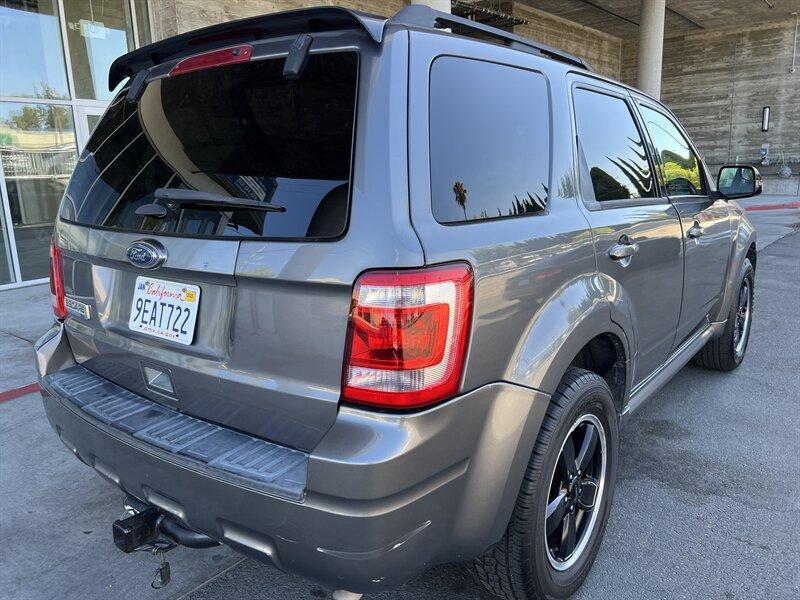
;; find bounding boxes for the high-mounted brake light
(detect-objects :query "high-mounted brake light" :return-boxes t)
[342,264,473,409]
[49,240,67,321]
[169,44,253,77]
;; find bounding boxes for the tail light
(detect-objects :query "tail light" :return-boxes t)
[342,263,473,409]
[169,44,253,77]
[49,240,67,321]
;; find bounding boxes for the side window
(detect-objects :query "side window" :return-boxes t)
[429,57,549,224]
[640,106,704,197]
[573,88,655,202]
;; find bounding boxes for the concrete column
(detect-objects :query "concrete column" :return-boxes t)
[636,0,665,98]
[410,0,451,14]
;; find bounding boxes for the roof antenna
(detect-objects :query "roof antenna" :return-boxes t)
[283,34,313,79]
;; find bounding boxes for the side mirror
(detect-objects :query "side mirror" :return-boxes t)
[717,165,763,200]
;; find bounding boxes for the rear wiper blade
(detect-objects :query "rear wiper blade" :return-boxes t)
[154,188,286,212]
[135,188,286,219]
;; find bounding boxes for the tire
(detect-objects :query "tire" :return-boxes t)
[694,258,754,372]
[473,368,619,600]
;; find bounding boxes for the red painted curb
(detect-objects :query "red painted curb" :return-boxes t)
[746,201,800,212]
[0,383,40,403]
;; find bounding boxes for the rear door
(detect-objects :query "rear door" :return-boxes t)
[635,101,731,347]
[54,31,422,451]
[571,81,684,386]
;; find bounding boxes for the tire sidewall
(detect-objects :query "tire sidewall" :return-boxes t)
[526,379,619,598]
[729,259,755,367]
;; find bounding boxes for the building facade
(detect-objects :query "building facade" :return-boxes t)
[1,0,797,288]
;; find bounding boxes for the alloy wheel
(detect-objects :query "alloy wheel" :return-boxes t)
[733,278,752,358]
[545,413,607,571]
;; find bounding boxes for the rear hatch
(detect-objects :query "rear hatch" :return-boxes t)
[54,34,386,452]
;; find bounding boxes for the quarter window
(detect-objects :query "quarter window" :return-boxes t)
[429,58,550,224]
[573,89,655,202]
[640,106,704,197]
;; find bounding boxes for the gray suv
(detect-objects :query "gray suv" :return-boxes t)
[36,6,762,599]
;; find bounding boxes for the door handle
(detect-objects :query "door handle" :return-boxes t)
[608,236,639,261]
[687,222,705,239]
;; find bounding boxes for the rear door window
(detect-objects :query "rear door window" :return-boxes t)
[60,52,358,239]
[573,88,656,203]
[429,57,550,224]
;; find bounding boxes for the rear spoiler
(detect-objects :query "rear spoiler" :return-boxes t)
[108,6,387,90]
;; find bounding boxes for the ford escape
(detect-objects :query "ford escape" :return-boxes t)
[36,5,762,599]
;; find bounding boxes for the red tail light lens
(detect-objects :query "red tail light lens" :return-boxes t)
[342,264,473,409]
[49,240,67,321]
[169,44,253,77]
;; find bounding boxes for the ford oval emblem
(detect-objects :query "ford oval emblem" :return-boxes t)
[126,240,166,269]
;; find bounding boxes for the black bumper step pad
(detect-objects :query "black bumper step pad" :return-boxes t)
[41,366,308,501]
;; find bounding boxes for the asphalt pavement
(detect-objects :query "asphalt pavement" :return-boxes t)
[1,195,798,600]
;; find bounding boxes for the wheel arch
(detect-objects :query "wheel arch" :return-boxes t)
[713,212,757,323]
[567,333,628,414]
[505,274,631,411]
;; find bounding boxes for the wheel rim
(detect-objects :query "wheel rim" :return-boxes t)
[545,413,607,572]
[733,278,751,358]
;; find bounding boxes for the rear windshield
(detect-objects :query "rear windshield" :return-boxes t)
[59,52,358,239]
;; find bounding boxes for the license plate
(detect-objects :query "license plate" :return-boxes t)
[128,276,200,345]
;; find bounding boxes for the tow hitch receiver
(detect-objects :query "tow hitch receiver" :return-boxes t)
[112,497,216,589]
[113,507,160,553]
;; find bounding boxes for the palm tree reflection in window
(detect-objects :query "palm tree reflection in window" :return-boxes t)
[453,180,468,220]
[510,185,548,215]
[591,136,654,201]
[452,180,548,221]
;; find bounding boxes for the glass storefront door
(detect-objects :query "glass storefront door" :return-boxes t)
[0,101,77,280]
[63,0,136,101]
[0,0,150,288]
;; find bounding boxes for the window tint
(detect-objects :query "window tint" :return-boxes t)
[430,58,549,224]
[573,89,655,202]
[640,106,704,196]
[60,52,358,239]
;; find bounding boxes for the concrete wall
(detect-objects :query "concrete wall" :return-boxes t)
[622,17,800,181]
[148,0,407,39]
[511,2,622,79]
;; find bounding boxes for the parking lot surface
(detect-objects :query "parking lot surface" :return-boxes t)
[1,196,798,599]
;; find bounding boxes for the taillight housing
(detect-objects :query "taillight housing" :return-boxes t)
[342,263,473,409]
[49,239,67,321]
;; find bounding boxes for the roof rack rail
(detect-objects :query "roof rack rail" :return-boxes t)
[389,5,593,72]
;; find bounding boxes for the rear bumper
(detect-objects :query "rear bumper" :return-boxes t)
[36,324,549,593]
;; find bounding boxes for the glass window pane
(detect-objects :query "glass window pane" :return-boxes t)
[573,89,655,202]
[0,0,70,99]
[86,113,101,133]
[430,58,550,224]
[640,106,704,197]
[63,0,134,101]
[134,0,151,45]
[0,101,77,280]
[0,208,15,284]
